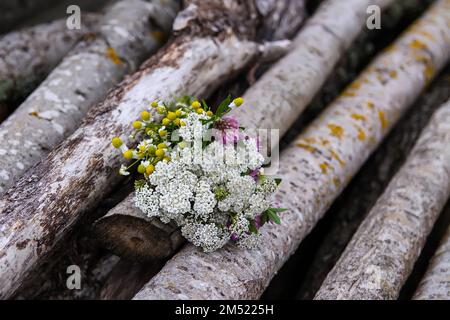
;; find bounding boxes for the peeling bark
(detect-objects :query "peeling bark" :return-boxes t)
[315,98,450,300]
[133,0,450,300]
[0,0,306,300]
[0,14,98,113]
[295,67,450,300]
[413,208,450,299]
[0,0,179,195]
[94,0,394,262]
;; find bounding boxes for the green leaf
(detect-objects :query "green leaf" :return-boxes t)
[267,209,281,225]
[269,207,287,213]
[134,179,146,190]
[201,99,209,111]
[248,220,258,234]
[215,95,232,118]
[261,213,269,225]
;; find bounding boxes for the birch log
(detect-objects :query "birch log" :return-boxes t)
[314,99,450,300]
[0,15,98,112]
[0,0,179,195]
[413,225,450,299]
[0,0,306,300]
[133,0,450,300]
[296,67,450,300]
[94,0,396,261]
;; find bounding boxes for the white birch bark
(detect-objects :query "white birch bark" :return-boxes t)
[94,0,395,261]
[0,0,179,195]
[413,221,450,299]
[296,66,450,300]
[0,15,97,109]
[134,0,450,300]
[0,0,303,300]
[315,99,450,300]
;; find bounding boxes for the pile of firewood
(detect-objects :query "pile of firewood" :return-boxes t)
[1,0,450,300]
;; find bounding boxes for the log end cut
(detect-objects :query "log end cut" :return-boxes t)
[93,214,183,261]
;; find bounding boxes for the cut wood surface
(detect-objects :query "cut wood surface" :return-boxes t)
[0,0,306,300]
[314,98,450,300]
[133,0,450,299]
[295,67,450,300]
[0,0,179,195]
[94,0,396,262]
[0,15,97,111]
[413,215,450,299]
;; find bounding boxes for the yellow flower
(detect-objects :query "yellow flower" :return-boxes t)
[157,143,167,149]
[137,164,146,174]
[155,149,165,157]
[233,97,244,107]
[174,118,181,126]
[151,101,158,108]
[141,111,151,121]
[196,108,204,114]
[192,101,201,109]
[146,164,155,175]
[175,109,182,117]
[133,121,142,129]
[206,111,213,117]
[123,149,134,160]
[159,129,167,137]
[112,137,122,148]
[162,118,171,126]
[167,111,177,120]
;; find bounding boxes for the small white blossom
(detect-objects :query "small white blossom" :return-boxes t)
[119,164,129,176]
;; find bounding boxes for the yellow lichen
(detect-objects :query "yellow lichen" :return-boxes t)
[349,81,361,90]
[351,113,367,121]
[329,149,345,167]
[296,142,317,153]
[303,137,317,144]
[389,70,398,79]
[417,30,436,41]
[356,126,366,141]
[333,177,341,188]
[342,91,357,97]
[327,124,344,139]
[424,64,435,83]
[378,111,388,130]
[319,162,329,174]
[320,138,330,146]
[106,47,122,65]
[409,39,428,50]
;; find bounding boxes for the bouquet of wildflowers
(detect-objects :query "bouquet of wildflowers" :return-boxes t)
[112,96,285,252]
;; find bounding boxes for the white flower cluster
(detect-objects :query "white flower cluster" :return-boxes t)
[134,117,279,252]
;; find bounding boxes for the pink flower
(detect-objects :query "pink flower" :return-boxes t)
[214,116,240,144]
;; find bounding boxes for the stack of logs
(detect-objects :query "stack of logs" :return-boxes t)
[1,0,450,300]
